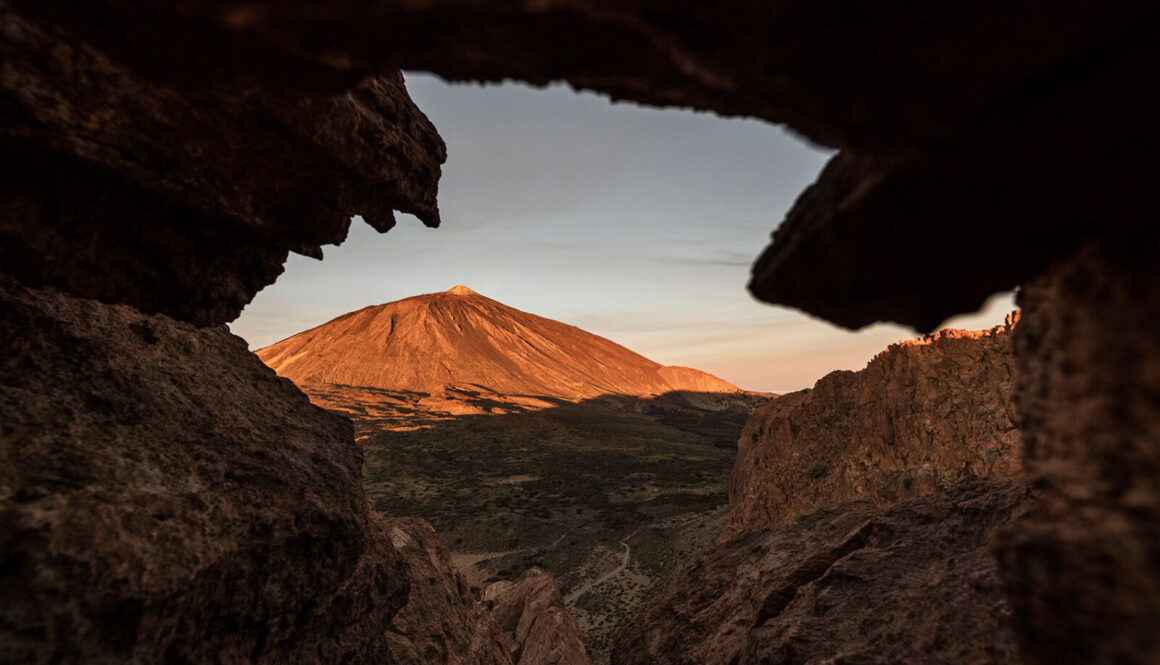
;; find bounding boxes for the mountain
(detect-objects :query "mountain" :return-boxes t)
[256,286,766,663]
[257,285,742,399]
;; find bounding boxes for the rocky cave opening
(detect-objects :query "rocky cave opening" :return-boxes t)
[2,3,1159,665]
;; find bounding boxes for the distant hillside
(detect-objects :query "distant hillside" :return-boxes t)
[257,285,742,399]
[728,312,1023,534]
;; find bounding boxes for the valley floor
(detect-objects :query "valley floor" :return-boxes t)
[306,384,764,663]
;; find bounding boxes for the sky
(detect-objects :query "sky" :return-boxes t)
[230,72,1015,393]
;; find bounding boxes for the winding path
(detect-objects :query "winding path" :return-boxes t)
[565,530,638,604]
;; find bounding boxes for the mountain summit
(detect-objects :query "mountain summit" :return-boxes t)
[256,287,741,399]
[445,284,478,296]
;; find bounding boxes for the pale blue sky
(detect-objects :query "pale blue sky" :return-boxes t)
[231,73,1013,392]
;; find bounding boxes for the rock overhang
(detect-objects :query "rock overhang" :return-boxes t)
[5,0,1157,331]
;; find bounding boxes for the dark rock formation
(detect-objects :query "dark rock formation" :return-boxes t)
[613,480,1029,665]
[0,4,445,326]
[10,1,1158,331]
[0,276,411,663]
[3,1,1159,663]
[486,569,589,665]
[373,519,591,665]
[993,227,1160,665]
[730,316,1022,534]
[380,518,512,665]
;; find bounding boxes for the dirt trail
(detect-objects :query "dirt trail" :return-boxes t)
[563,512,717,605]
[565,530,638,604]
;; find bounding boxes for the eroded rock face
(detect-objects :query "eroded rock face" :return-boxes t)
[0,275,411,663]
[730,317,1022,534]
[381,518,512,665]
[612,480,1029,665]
[10,1,1157,331]
[487,569,588,665]
[993,227,1160,665]
[0,4,444,326]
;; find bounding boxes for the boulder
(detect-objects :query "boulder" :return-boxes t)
[0,275,409,663]
[488,569,589,665]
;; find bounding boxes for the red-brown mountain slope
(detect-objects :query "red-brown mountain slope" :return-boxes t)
[257,285,741,399]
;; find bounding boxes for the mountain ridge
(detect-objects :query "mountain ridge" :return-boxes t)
[257,286,744,400]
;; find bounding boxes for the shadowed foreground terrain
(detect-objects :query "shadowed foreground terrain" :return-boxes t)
[303,386,765,662]
[255,285,769,661]
[614,480,1031,665]
[607,317,1028,664]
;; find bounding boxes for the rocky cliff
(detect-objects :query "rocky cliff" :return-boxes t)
[257,286,743,400]
[0,276,411,663]
[380,518,520,665]
[0,4,445,326]
[611,324,1029,664]
[613,480,1029,665]
[730,315,1022,533]
[486,570,589,665]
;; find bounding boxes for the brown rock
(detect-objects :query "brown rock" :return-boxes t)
[612,480,1030,665]
[9,1,1157,332]
[487,569,589,665]
[993,227,1160,665]
[730,317,1022,534]
[258,286,743,400]
[0,273,586,664]
[8,1,1143,150]
[6,2,1157,331]
[3,2,1160,663]
[0,275,410,663]
[381,518,512,665]
[0,5,444,326]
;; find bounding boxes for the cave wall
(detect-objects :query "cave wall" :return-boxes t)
[0,274,580,665]
[9,1,1158,330]
[0,4,445,326]
[994,227,1160,664]
[0,275,412,663]
[1,1,1158,664]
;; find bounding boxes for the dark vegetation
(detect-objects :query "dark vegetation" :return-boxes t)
[318,388,766,662]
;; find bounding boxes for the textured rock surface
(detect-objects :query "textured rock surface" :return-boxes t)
[993,227,1160,665]
[0,276,411,663]
[730,316,1022,534]
[258,286,743,399]
[487,569,589,665]
[612,480,1029,665]
[0,4,445,326]
[9,0,1157,330]
[381,518,512,665]
[6,1,1141,148]
[4,2,1160,663]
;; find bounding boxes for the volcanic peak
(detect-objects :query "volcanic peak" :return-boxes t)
[257,288,743,400]
[445,284,478,296]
